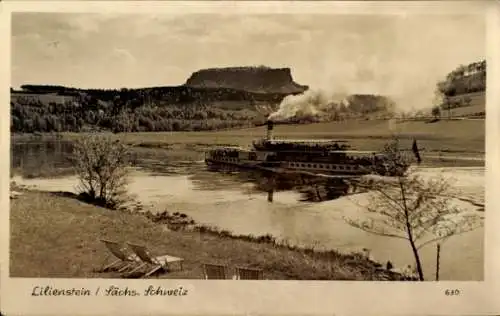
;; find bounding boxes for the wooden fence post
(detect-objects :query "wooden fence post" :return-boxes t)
[435,243,441,281]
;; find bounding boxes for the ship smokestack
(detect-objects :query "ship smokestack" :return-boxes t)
[266,120,274,141]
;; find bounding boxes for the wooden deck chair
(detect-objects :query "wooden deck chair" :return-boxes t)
[126,242,184,278]
[202,263,228,279]
[235,267,264,280]
[100,239,140,272]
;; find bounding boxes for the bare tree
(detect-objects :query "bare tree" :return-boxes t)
[344,139,483,280]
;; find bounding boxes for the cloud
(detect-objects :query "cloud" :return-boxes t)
[11,12,485,100]
[65,15,103,34]
[110,48,136,65]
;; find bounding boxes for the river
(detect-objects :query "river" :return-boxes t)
[10,140,485,281]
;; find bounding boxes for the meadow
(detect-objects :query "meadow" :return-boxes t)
[9,189,409,280]
[13,117,484,146]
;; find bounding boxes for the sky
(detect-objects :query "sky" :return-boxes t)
[11,12,486,109]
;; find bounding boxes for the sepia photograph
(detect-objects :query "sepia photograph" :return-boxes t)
[2,0,499,315]
[8,8,487,282]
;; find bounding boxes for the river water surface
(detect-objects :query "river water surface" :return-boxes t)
[11,140,485,281]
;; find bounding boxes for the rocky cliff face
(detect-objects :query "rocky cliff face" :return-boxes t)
[185,66,308,94]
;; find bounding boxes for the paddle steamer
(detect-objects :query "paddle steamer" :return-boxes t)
[205,121,417,177]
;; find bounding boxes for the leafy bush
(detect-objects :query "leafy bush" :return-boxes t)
[70,135,130,209]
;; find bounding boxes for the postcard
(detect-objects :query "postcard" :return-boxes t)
[1,1,499,315]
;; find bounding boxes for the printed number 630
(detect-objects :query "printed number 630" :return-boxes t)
[445,289,461,296]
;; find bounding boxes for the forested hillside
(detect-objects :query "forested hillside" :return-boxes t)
[11,66,305,133]
[11,88,268,133]
[11,61,486,134]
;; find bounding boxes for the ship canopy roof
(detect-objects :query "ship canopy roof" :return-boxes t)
[264,139,348,144]
[329,150,379,154]
[253,139,350,151]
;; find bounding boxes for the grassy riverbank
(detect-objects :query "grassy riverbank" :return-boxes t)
[10,189,410,280]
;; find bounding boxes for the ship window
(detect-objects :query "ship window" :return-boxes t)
[313,164,317,168]
[339,166,344,170]
[307,164,311,168]
[301,164,305,167]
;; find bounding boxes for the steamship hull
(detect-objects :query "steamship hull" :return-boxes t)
[204,155,372,177]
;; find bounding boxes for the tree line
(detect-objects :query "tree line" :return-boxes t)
[10,95,266,133]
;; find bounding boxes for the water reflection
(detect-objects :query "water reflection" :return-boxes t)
[193,165,356,203]
[10,140,75,177]
[10,140,163,177]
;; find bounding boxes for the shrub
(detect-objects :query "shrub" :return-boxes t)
[70,134,130,209]
[431,105,441,118]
